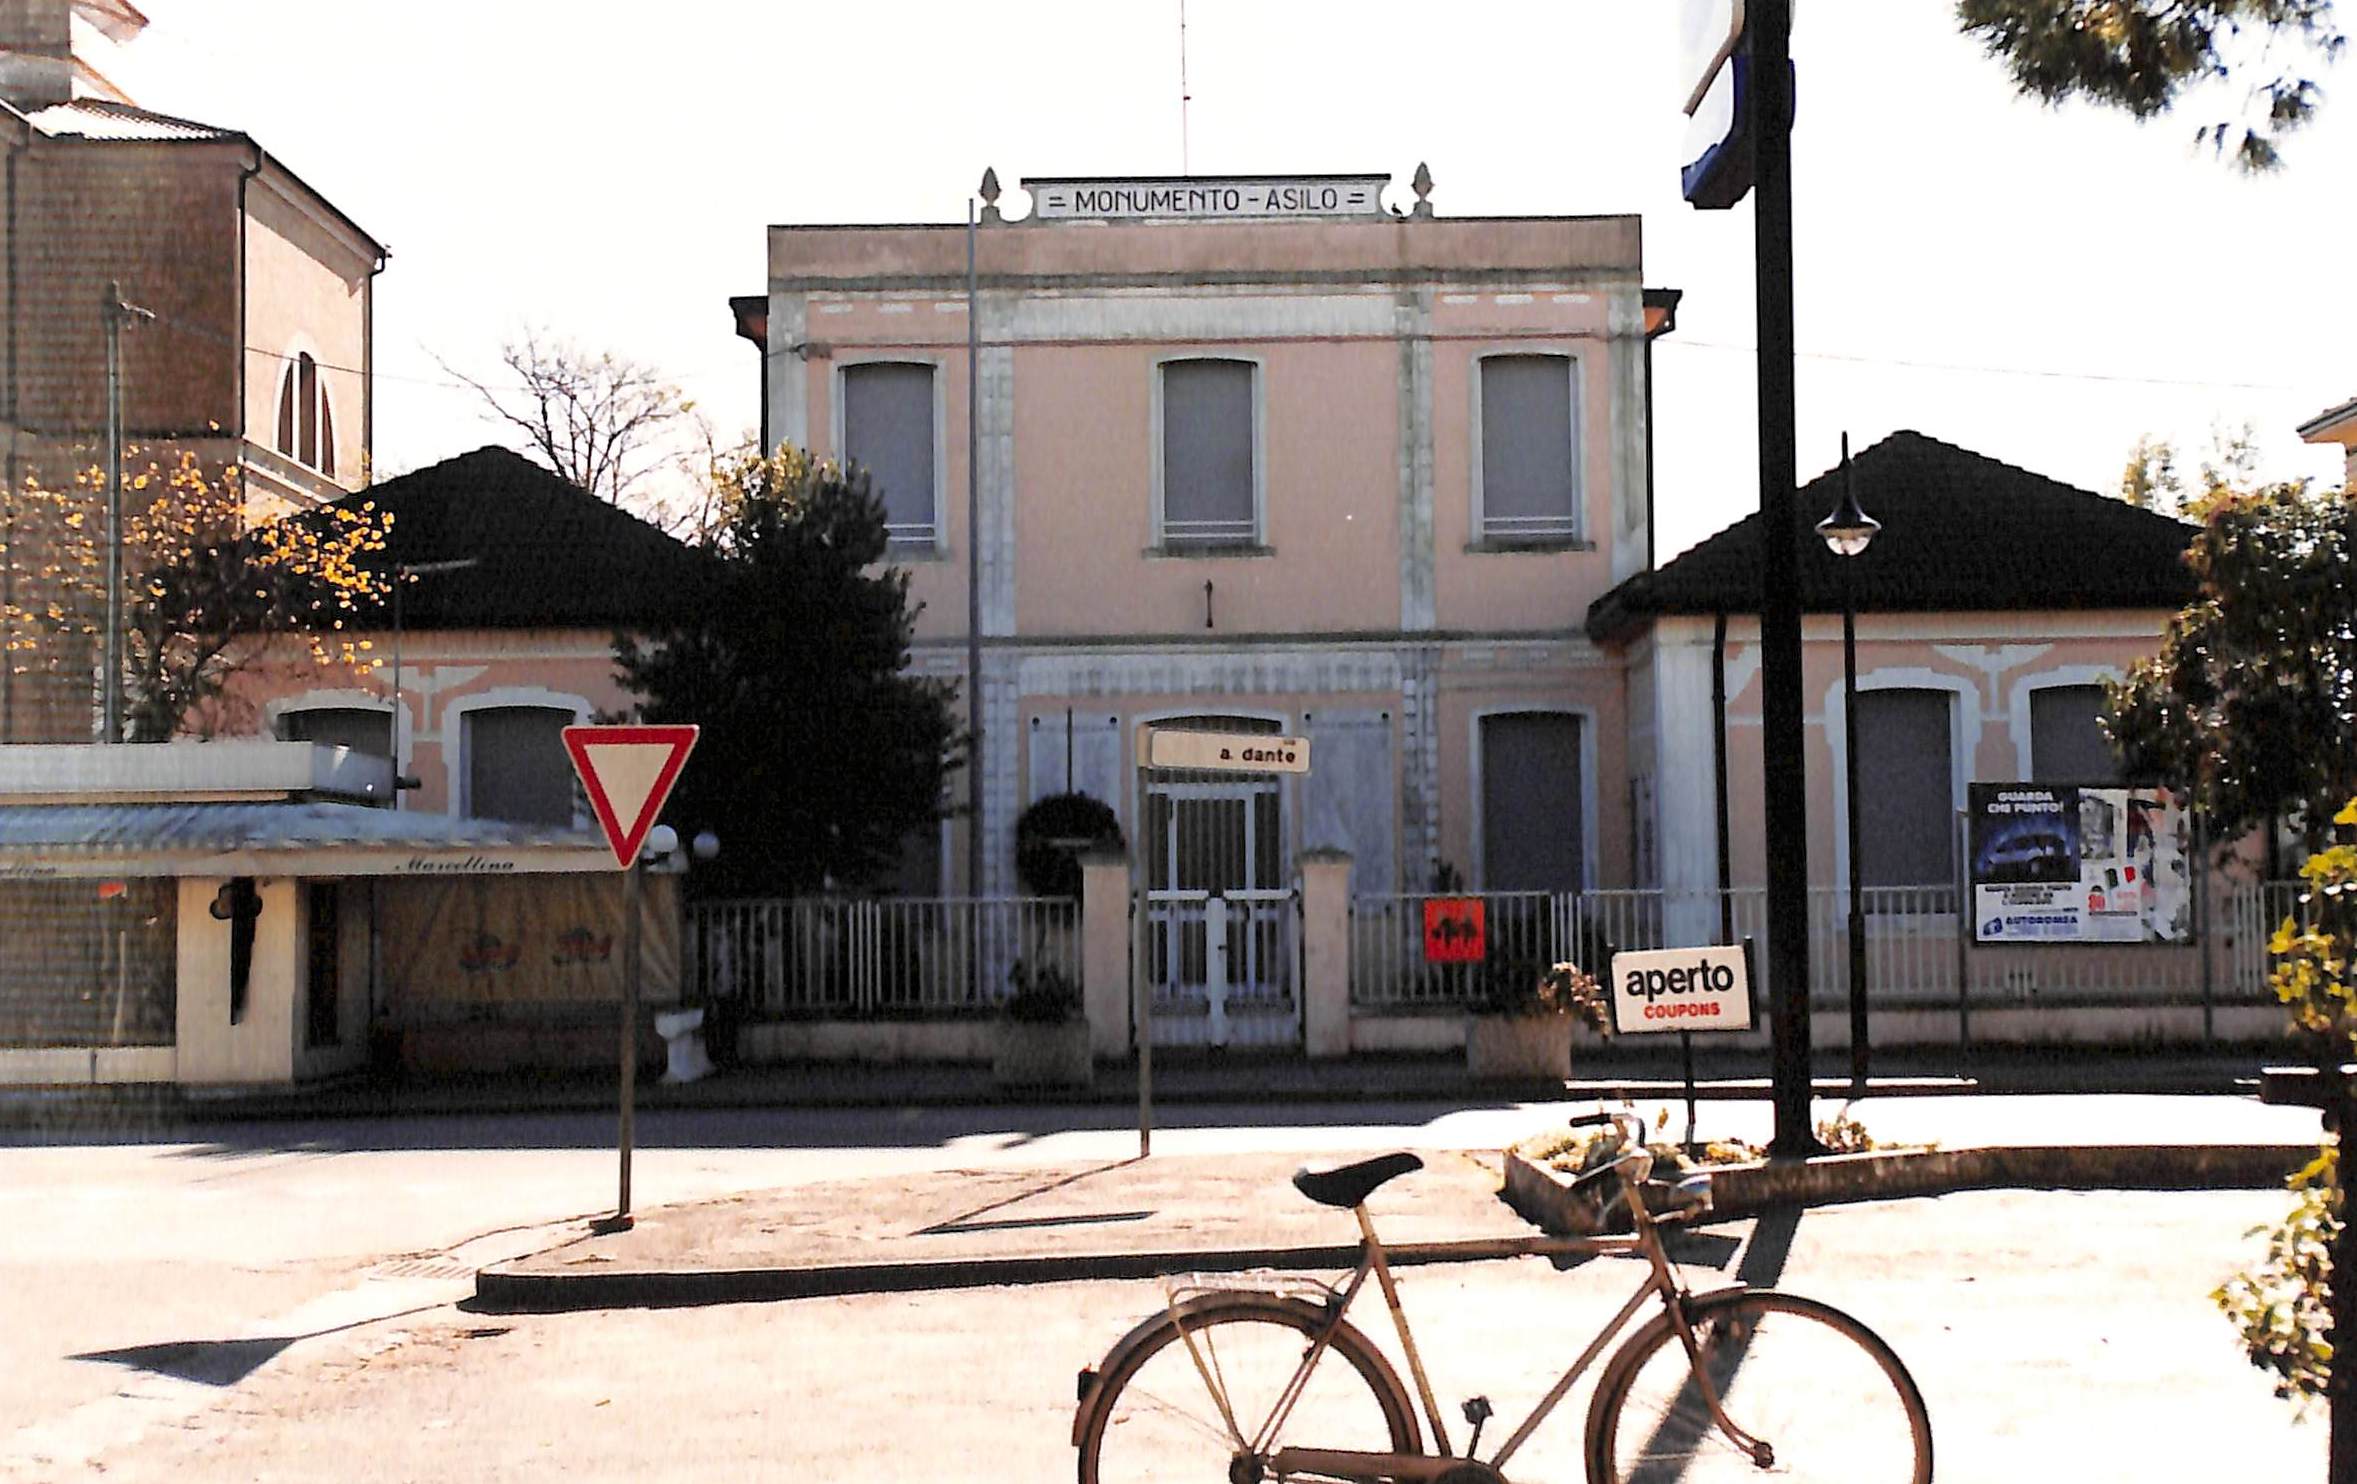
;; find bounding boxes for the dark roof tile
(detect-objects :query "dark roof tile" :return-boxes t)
[334,447,709,630]
[1586,430,2198,641]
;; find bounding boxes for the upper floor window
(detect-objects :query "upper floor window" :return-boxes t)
[464,705,575,826]
[1856,688,1955,888]
[2030,684,2120,784]
[1476,353,1580,544]
[840,362,938,551]
[1157,358,1259,549]
[274,352,336,477]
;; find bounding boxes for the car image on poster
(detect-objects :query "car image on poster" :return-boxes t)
[1968,783,2193,945]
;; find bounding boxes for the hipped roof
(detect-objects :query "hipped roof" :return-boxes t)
[344,447,709,631]
[1586,430,2199,642]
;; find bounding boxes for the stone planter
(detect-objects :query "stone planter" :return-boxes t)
[992,1018,1093,1091]
[1464,1013,1572,1082]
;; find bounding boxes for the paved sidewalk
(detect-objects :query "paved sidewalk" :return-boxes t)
[474,1090,2325,1313]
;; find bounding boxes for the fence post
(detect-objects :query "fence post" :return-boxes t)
[1080,850,1132,1061]
[1299,849,1354,1058]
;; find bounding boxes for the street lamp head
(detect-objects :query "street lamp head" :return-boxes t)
[1816,493,1879,558]
[1817,433,1879,558]
[642,824,679,860]
[691,830,720,861]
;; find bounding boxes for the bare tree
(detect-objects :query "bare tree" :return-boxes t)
[444,328,695,506]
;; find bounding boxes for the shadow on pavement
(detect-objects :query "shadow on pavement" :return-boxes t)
[50,1095,1569,1158]
[69,1303,451,1388]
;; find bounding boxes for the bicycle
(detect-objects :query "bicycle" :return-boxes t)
[1071,1111,1932,1482]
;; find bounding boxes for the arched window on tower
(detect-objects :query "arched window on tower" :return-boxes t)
[274,351,336,478]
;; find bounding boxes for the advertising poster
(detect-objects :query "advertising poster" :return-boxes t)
[1968,784,2193,945]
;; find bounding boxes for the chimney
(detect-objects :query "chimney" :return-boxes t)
[0,0,146,112]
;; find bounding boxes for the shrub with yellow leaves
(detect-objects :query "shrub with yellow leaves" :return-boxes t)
[0,450,394,740]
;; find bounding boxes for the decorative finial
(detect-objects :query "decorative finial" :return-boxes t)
[1410,161,1435,219]
[978,166,1003,224]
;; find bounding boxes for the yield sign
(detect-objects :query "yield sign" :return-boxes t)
[562,725,699,868]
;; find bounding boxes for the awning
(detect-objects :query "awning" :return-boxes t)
[0,802,621,878]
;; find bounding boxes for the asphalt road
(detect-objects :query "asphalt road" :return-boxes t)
[0,1097,2324,1480]
[6,1189,2318,1482]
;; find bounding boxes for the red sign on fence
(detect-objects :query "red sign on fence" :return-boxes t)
[1422,898,1487,964]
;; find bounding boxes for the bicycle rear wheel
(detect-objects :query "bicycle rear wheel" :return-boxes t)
[1585,1288,1931,1483]
[1077,1297,1420,1484]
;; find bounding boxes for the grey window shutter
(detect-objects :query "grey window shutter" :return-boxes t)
[1161,360,1255,544]
[465,706,575,825]
[1303,710,1396,894]
[2030,685,2118,784]
[1855,689,1955,887]
[1479,712,1583,892]
[1480,355,1577,540]
[277,706,391,760]
[842,363,937,544]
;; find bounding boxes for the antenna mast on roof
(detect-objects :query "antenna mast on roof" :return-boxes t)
[1178,0,1191,175]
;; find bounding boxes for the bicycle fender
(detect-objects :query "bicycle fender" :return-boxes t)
[1070,1292,1385,1449]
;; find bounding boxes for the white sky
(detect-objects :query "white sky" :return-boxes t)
[102,0,2357,561]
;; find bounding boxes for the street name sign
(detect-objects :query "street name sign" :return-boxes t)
[562,725,699,869]
[1608,944,1755,1034]
[1145,728,1310,775]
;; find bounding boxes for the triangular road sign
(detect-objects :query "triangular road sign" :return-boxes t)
[563,725,699,869]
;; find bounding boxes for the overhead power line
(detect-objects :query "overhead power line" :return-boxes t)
[1665,337,2302,394]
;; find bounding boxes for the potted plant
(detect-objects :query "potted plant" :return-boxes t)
[993,959,1092,1091]
[1465,960,1610,1082]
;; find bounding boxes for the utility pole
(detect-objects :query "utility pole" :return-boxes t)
[100,280,154,743]
[1747,0,1819,1156]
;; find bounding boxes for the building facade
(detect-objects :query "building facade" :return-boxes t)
[735,172,1675,930]
[0,0,384,743]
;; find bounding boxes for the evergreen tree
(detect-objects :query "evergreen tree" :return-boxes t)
[613,446,960,896]
[1958,0,2345,169]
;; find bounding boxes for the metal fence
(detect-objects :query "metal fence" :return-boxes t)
[1351,880,2305,1018]
[684,896,1080,1019]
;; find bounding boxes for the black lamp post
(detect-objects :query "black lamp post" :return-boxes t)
[1815,434,1879,1093]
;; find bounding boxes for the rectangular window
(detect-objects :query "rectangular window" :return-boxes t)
[465,706,575,825]
[1478,354,1579,543]
[841,362,938,549]
[1479,712,1584,891]
[276,707,392,760]
[1160,359,1257,547]
[305,882,340,1049]
[1855,689,1955,888]
[2030,685,2119,784]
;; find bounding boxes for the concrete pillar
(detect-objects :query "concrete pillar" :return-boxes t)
[1300,848,1354,1058]
[1079,850,1132,1061]
[174,876,302,1085]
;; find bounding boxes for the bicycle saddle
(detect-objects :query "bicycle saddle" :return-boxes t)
[1291,1151,1423,1209]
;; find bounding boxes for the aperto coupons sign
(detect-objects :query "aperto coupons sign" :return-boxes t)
[1608,945,1755,1035]
[1968,783,2193,945]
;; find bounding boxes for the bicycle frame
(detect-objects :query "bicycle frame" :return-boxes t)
[1186,1151,1763,1481]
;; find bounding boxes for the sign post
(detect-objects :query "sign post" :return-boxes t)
[1609,940,1758,1152]
[564,724,699,1232]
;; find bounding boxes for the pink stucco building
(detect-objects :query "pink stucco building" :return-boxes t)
[733,172,1676,907]
[722,173,2270,1053]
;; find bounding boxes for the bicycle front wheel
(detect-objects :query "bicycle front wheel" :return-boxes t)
[1077,1297,1421,1484]
[1585,1288,1932,1483]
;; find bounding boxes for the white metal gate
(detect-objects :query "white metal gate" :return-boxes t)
[1139,765,1299,1049]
